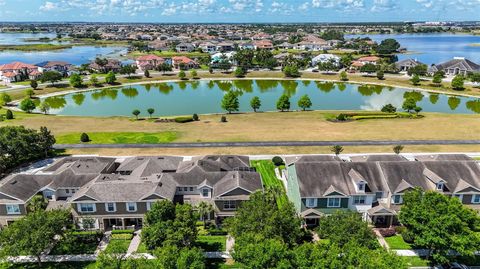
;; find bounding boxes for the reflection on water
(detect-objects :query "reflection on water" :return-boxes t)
[37,80,480,116]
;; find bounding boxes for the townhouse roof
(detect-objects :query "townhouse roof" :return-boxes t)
[0,174,51,202]
[213,171,262,198]
[43,157,116,174]
[414,154,473,162]
[293,162,353,197]
[285,155,341,166]
[116,156,183,177]
[378,161,434,194]
[350,154,408,162]
[421,161,480,193]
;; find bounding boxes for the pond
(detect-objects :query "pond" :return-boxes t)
[37,80,480,117]
[0,45,128,65]
[0,32,61,45]
[347,33,480,65]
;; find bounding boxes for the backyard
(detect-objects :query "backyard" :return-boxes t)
[50,231,103,255]
[250,160,288,208]
[384,235,412,250]
[104,230,134,254]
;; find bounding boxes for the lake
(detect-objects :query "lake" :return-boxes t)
[0,32,60,45]
[347,33,480,65]
[0,46,128,65]
[38,80,480,116]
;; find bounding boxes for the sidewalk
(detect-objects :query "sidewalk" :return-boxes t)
[127,230,142,254]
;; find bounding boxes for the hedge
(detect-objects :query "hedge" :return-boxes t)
[174,116,194,123]
[111,229,134,234]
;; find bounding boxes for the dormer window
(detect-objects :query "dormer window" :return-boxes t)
[358,182,366,192]
[436,182,444,191]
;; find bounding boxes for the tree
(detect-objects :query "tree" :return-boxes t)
[142,200,197,250]
[157,63,173,74]
[414,106,422,114]
[469,72,480,84]
[410,74,421,86]
[297,94,312,111]
[154,246,205,269]
[5,109,13,120]
[193,114,199,121]
[178,70,186,80]
[19,98,36,113]
[25,88,35,98]
[276,94,290,112]
[283,65,300,78]
[90,74,100,86]
[432,73,442,87]
[40,71,63,86]
[30,80,38,90]
[38,101,50,115]
[376,70,385,80]
[393,145,404,154]
[120,65,137,78]
[144,69,150,78]
[132,109,141,120]
[451,75,465,91]
[250,96,261,112]
[399,188,480,264]
[339,71,348,81]
[147,108,155,118]
[317,59,340,73]
[221,91,239,114]
[0,209,71,267]
[80,133,90,142]
[0,93,12,106]
[233,236,291,269]
[26,195,48,212]
[375,38,401,54]
[190,70,198,79]
[105,71,117,85]
[402,98,417,113]
[317,211,378,249]
[360,63,377,74]
[234,67,246,78]
[38,126,56,158]
[69,73,83,88]
[196,201,213,228]
[381,104,397,113]
[331,145,344,155]
[407,64,428,76]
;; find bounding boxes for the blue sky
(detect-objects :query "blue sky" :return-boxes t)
[0,0,479,23]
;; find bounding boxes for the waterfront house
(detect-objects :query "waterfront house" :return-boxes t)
[0,155,262,230]
[36,61,74,76]
[89,59,122,73]
[0,62,39,83]
[394,58,424,72]
[172,56,199,69]
[135,55,166,71]
[428,57,480,76]
[311,54,341,67]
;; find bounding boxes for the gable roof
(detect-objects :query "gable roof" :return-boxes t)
[350,154,407,162]
[116,156,182,177]
[432,58,480,72]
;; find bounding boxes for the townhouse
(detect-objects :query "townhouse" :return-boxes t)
[286,154,480,227]
[0,155,263,230]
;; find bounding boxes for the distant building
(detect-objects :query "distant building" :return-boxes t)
[253,40,274,50]
[311,54,341,67]
[175,43,195,53]
[89,59,122,73]
[172,56,199,69]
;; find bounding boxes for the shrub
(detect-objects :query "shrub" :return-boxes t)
[111,233,133,240]
[111,229,134,235]
[272,156,285,166]
[192,113,199,121]
[0,115,3,122]
[336,113,348,121]
[402,231,415,244]
[395,226,407,234]
[381,104,397,113]
[174,116,194,123]
[378,227,396,237]
[80,133,90,143]
[208,226,228,236]
[220,116,227,122]
[5,109,13,120]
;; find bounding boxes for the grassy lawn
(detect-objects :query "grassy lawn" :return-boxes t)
[207,259,243,269]
[196,235,227,252]
[251,160,288,207]
[50,231,103,255]
[0,262,96,269]
[384,235,412,250]
[401,256,429,267]
[55,131,178,144]
[136,241,148,253]
[104,239,131,254]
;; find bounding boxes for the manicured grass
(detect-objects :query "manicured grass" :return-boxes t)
[207,259,243,269]
[50,231,103,255]
[384,235,412,250]
[55,131,178,144]
[196,235,227,252]
[104,238,131,254]
[401,256,429,267]
[0,262,96,269]
[250,160,288,208]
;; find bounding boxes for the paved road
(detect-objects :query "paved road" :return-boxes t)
[54,140,480,149]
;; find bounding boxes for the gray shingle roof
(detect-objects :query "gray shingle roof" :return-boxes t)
[213,171,262,197]
[285,155,341,166]
[414,154,474,162]
[116,156,183,177]
[350,154,407,162]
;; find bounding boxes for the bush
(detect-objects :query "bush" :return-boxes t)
[336,113,348,121]
[111,229,134,235]
[80,133,90,143]
[111,233,133,240]
[220,116,227,122]
[192,113,199,121]
[381,104,397,113]
[402,231,415,243]
[208,226,228,236]
[395,226,407,234]
[5,109,13,120]
[272,156,285,166]
[174,116,194,123]
[378,227,396,237]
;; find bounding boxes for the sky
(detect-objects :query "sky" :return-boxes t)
[0,0,479,23]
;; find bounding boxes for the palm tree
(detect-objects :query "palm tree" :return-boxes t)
[393,145,404,155]
[331,145,344,156]
[197,201,214,228]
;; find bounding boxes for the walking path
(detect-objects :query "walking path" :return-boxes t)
[94,231,111,255]
[54,139,480,149]
[373,229,390,250]
[226,236,235,253]
[127,230,142,254]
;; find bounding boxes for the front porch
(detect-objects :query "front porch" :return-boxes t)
[368,204,398,228]
[102,217,143,231]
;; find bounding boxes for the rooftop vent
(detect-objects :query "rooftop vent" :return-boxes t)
[137,157,144,160]
[10,180,17,185]
[157,157,164,160]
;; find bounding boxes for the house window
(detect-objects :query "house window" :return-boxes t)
[472,195,480,204]
[327,198,341,208]
[436,182,444,191]
[392,195,403,204]
[105,203,116,212]
[202,188,209,198]
[6,204,21,215]
[306,198,317,208]
[223,201,236,210]
[183,187,188,191]
[375,192,383,200]
[177,187,182,192]
[353,196,366,205]
[358,182,365,192]
[189,187,194,192]
[66,189,70,194]
[79,203,96,213]
[147,202,153,211]
[126,202,137,212]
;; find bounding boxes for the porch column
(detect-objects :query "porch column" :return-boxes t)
[388,215,393,227]
[121,218,125,229]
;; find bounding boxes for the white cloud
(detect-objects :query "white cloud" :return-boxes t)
[40,1,60,11]
[298,2,309,10]
[228,0,263,12]
[311,0,364,10]
[371,0,396,12]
